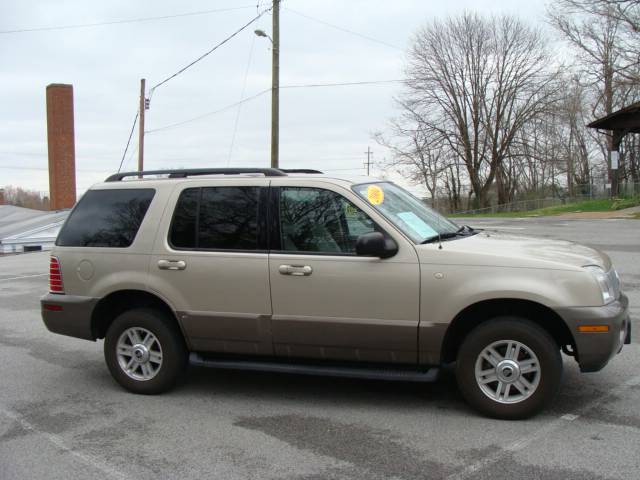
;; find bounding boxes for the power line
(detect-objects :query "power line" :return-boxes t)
[0,5,257,34]
[118,112,139,173]
[0,166,110,173]
[146,88,271,134]
[146,79,404,133]
[281,79,404,89]
[284,7,403,51]
[123,142,139,173]
[227,34,257,166]
[149,7,272,94]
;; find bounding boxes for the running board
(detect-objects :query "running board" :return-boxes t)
[189,353,439,383]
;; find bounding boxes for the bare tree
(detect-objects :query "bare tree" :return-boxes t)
[548,0,640,194]
[2,185,49,210]
[374,120,452,209]
[398,13,560,208]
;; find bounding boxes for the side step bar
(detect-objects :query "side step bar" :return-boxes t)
[190,353,439,383]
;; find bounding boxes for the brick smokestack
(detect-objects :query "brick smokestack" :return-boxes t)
[46,84,77,210]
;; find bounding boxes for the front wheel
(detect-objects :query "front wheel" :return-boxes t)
[456,317,562,419]
[104,308,188,394]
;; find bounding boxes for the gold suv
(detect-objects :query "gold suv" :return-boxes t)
[41,168,631,419]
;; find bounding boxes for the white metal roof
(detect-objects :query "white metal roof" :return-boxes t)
[0,205,69,246]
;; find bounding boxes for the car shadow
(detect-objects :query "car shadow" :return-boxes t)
[179,363,471,414]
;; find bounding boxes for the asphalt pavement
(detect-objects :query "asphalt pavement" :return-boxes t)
[0,217,639,480]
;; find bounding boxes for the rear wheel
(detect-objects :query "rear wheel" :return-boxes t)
[104,308,188,394]
[456,317,562,419]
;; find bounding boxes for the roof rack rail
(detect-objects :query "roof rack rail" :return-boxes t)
[280,169,323,174]
[105,168,288,182]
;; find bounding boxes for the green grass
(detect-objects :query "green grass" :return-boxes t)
[450,197,640,218]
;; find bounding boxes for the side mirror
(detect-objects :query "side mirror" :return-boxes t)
[355,232,398,259]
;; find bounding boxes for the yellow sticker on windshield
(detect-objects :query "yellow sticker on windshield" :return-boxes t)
[367,185,384,205]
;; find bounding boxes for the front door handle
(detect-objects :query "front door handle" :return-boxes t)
[158,259,186,271]
[279,264,313,276]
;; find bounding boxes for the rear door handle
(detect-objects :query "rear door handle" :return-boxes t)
[278,265,313,276]
[158,260,186,271]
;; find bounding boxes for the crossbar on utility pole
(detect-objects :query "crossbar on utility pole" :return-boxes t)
[271,0,280,169]
[138,78,146,174]
[364,146,373,176]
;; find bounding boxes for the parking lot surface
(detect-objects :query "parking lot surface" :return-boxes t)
[1,217,638,480]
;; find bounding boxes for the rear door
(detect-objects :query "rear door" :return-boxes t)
[268,180,421,364]
[148,179,273,355]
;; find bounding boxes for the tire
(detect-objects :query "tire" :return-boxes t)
[104,308,188,394]
[456,317,562,420]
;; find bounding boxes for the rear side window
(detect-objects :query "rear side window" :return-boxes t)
[170,186,261,250]
[56,189,155,247]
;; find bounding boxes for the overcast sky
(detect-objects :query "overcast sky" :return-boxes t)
[1,0,551,196]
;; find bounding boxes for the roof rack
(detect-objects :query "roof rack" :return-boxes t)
[280,169,323,174]
[105,168,294,182]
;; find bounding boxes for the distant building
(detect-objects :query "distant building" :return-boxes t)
[0,205,68,254]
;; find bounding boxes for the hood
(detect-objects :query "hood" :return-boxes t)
[416,231,611,271]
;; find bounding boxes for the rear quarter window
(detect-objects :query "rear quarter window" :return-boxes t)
[56,189,155,247]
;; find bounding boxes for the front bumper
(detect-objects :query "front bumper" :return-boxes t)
[41,293,98,341]
[557,293,631,372]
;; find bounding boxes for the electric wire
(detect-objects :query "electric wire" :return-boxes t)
[124,143,139,172]
[227,34,257,166]
[146,89,271,134]
[149,7,272,94]
[0,5,257,34]
[118,112,139,173]
[284,7,403,51]
[146,79,404,134]
[282,79,404,89]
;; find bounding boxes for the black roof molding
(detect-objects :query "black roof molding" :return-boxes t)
[279,169,323,174]
[104,168,308,182]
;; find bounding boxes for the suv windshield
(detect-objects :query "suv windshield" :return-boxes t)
[353,182,459,243]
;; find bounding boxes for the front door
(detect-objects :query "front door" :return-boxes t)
[268,184,420,364]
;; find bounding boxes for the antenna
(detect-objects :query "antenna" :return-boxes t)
[436,195,443,249]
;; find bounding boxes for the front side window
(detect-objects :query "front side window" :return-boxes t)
[278,187,376,254]
[56,189,155,247]
[170,186,260,250]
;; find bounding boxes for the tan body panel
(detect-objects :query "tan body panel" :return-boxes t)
[145,177,273,355]
[267,178,420,364]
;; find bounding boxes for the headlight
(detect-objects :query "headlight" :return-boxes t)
[583,265,619,304]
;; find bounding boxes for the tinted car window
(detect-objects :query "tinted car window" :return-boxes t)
[169,188,198,248]
[57,189,155,247]
[170,187,260,250]
[279,187,375,254]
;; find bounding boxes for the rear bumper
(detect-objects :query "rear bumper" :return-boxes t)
[41,293,98,341]
[557,293,630,373]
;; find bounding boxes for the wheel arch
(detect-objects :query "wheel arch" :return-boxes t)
[91,289,188,346]
[440,298,575,364]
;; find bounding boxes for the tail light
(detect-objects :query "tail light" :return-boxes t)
[49,256,64,294]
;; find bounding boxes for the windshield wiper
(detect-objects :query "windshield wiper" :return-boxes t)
[421,232,460,244]
[421,226,477,244]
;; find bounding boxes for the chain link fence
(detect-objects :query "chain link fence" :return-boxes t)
[449,182,640,215]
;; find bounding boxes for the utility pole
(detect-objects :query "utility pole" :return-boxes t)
[138,78,146,173]
[271,0,280,169]
[364,146,373,176]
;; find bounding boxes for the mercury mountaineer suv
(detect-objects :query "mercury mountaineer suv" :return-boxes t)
[41,167,631,419]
